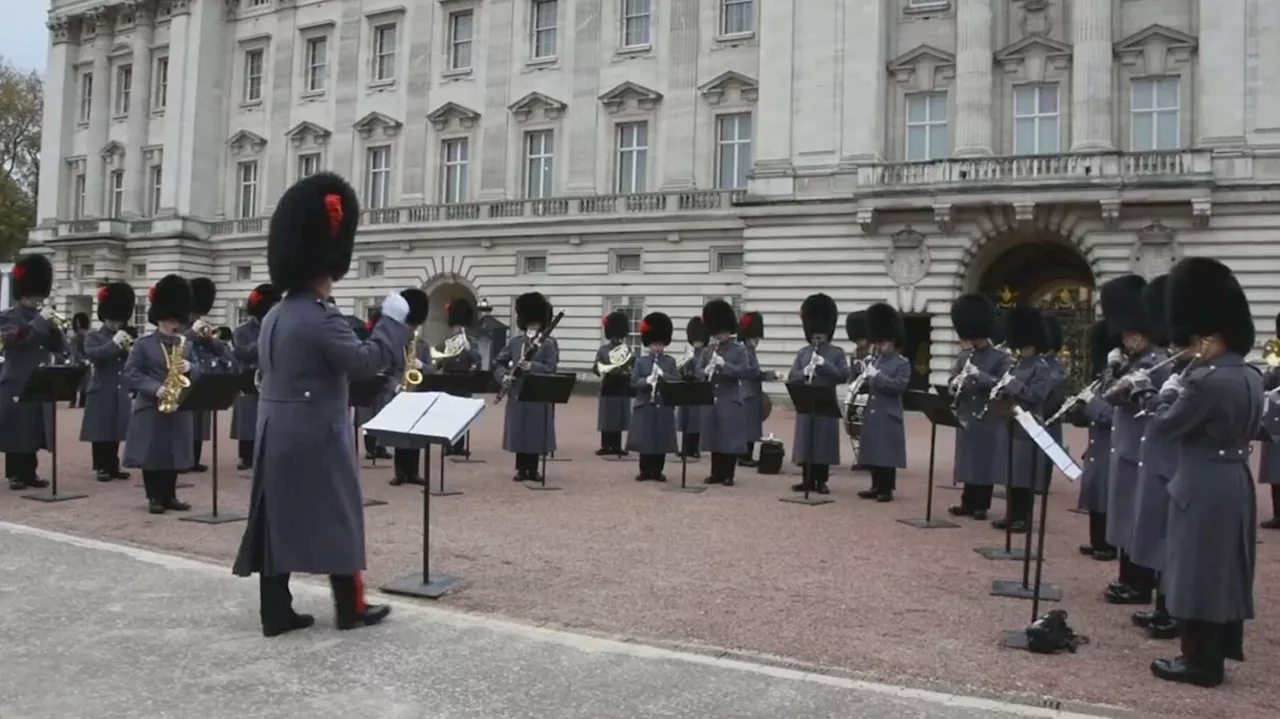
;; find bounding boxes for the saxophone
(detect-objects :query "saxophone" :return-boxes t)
[400,328,424,391]
[158,335,191,414]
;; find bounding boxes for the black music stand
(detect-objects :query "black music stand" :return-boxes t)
[781,382,839,506]
[992,437,1063,602]
[420,371,492,468]
[660,380,713,494]
[350,376,388,508]
[519,373,576,490]
[599,373,637,461]
[975,401,1034,561]
[898,391,959,529]
[178,372,246,524]
[930,385,963,491]
[20,365,89,503]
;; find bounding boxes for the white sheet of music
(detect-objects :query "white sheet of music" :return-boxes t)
[362,392,485,444]
[1013,406,1083,481]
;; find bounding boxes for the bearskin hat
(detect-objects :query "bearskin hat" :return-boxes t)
[515,292,550,331]
[446,298,475,328]
[401,288,429,326]
[246,283,282,320]
[216,326,233,342]
[1088,320,1118,377]
[738,311,763,341]
[950,293,997,341]
[865,302,902,345]
[1005,306,1046,350]
[1040,315,1063,354]
[701,299,737,335]
[190,277,216,316]
[846,311,867,343]
[640,312,673,346]
[685,316,708,345]
[603,311,630,340]
[347,315,370,341]
[96,282,136,323]
[800,293,838,339]
[71,312,91,331]
[1100,274,1149,337]
[992,310,1008,346]
[1140,274,1170,347]
[268,172,359,292]
[11,254,53,300]
[1166,257,1255,356]
[147,274,193,325]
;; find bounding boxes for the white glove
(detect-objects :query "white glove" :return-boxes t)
[155,386,169,399]
[712,354,726,367]
[413,358,424,370]
[380,293,410,324]
[178,359,191,373]
[1107,348,1124,367]
[1160,375,1182,395]
[654,366,664,378]
[864,364,880,378]
[812,354,825,367]
[40,306,57,322]
[112,330,131,347]
[1079,386,1096,404]
[192,318,211,334]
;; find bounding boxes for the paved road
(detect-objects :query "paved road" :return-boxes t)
[0,522,1110,719]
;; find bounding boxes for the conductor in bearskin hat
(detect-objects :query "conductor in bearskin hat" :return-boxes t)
[594,311,634,457]
[677,317,707,459]
[627,312,679,481]
[495,292,560,481]
[80,282,137,482]
[233,172,426,636]
[737,311,773,467]
[786,294,850,494]
[0,254,66,490]
[231,284,282,470]
[1072,320,1119,561]
[182,277,234,473]
[854,303,910,502]
[1142,257,1259,687]
[696,300,752,485]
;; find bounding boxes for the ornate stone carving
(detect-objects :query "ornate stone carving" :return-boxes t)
[223,0,240,20]
[353,111,403,139]
[994,35,1073,77]
[932,203,953,233]
[1099,199,1121,228]
[697,71,758,105]
[1114,25,1198,74]
[1013,201,1036,225]
[100,141,126,165]
[227,129,268,155]
[168,0,193,16]
[285,121,332,148]
[142,145,163,164]
[426,102,480,132]
[1191,197,1211,229]
[47,16,71,44]
[598,81,663,114]
[507,92,566,123]
[1128,221,1180,278]
[856,209,876,234]
[885,227,931,287]
[887,45,956,91]
[1016,0,1052,36]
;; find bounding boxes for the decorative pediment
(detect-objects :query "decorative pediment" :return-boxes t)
[426,102,480,131]
[142,145,163,164]
[353,111,403,139]
[995,35,1072,80]
[697,71,758,105]
[227,130,267,155]
[598,81,663,114]
[100,141,126,162]
[285,121,331,148]
[1114,24,1197,71]
[887,45,956,90]
[507,92,566,123]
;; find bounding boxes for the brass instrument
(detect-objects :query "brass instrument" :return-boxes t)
[430,330,471,365]
[192,320,217,340]
[676,344,697,373]
[595,343,635,375]
[157,335,191,414]
[401,328,424,390]
[42,306,69,333]
[1262,339,1280,368]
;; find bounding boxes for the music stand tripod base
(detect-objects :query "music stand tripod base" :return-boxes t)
[934,483,962,491]
[1067,507,1088,515]
[363,498,388,507]
[180,511,246,525]
[897,517,959,529]
[23,490,87,503]
[381,573,461,601]
[524,481,562,491]
[663,484,706,494]
[990,579,1063,602]
[780,494,834,506]
[998,630,1032,651]
[428,488,463,497]
[137,480,195,489]
[975,546,1034,561]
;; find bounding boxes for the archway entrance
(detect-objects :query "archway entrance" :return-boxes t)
[423,281,477,348]
[974,240,1096,391]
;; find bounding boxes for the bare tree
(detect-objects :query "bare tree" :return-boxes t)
[0,56,42,261]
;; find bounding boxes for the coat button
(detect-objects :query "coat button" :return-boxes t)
[1140,436,1146,442]
[1138,461,1143,467]
[304,391,311,398]
[1219,449,1225,456]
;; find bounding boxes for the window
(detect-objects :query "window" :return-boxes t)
[243,49,264,102]
[622,0,651,47]
[1013,85,1059,155]
[133,299,148,328]
[233,264,253,281]
[372,23,397,81]
[72,174,86,219]
[363,259,385,277]
[524,130,554,199]
[715,251,744,272]
[521,253,548,274]
[115,65,132,115]
[448,11,474,71]
[131,262,147,279]
[1131,77,1180,151]
[531,0,557,59]
[109,170,124,217]
[148,166,162,216]
[716,113,752,189]
[304,37,327,93]
[364,146,392,209]
[905,92,948,161]
[720,0,753,36]
[440,138,469,204]
[79,72,92,122]
[613,252,642,273]
[236,161,259,218]
[79,263,96,278]
[248,0,270,6]
[153,56,168,110]
[606,297,645,354]
[615,122,648,194]
[297,152,321,180]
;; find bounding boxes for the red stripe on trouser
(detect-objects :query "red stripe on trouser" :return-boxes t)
[354,573,366,614]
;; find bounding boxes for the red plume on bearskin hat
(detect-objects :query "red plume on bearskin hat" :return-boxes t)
[268,172,360,292]
[640,312,673,346]
[11,254,53,300]
[147,275,193,325]
[96,282,136,323]
[247,283,281,320]
[737,311,763,341]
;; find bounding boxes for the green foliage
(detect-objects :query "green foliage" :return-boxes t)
[0,56,42,261]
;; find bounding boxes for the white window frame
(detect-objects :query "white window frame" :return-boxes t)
[448,11,475,72]
[371,23,398,82]
[363,259,386,278]
[1012,84,1060,155]
[114,64,132,116]
[236,160,259,219]
[79,71,93,123]
[243,48,265,103]
[131,262,147,279]
[520,251,548,274]
[621,0,651,49]
[719,0,754,37]
[530,0,557,60]
[715,113,752,190]
[132,298,148,328]
[440,138,469,204]
[1130,77,1181,152]
[714,250,744,272]
[72,173,86,219]
[612,251,643,274]
[605,296,646,355]
[152,55,168,111]
[296,152,321,180]
[904,92,949,161]
[364,145,392,210]
[233,264,253,282]
[614,121,649,194]
[524,130,555,199]
[148,165,162,216]
[108,169,125,217]
[303,36,328,93]
[79,262,96,278]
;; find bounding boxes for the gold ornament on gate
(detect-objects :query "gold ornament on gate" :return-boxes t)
[158,335,191,414]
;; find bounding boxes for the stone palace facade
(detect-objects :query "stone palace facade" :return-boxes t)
[27,0,1280,388]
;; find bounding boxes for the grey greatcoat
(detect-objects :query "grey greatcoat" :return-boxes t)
[626,352,678,455]
[677,348,704,437]
[1075,371,1116,513]
[740,343,765,443]
[0,306,64,453]
[230,320,262,441]
[121,332,201,471]
[997,355,1054,491]
[949,344,1015,487]
[79,326,132,442]
[594,342,633,433]
[1105,346,1168,549]
[1150,356,1260,623]
[1256,367,1280,485]
[495,335,559,455]
[233,293,410,578]
[857,351,910,469]
[1129,384,1180,572]
[1042,356,1068,448]
[788,342,852,466]
[70,332,90,394]
[694,339,752,455]
[182,325,235,442]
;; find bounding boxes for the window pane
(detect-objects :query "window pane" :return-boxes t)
[928,93,947,121]
[1039,86,1058,114]
[1132,81,1153,111]
[906,126,926,160]
[1014,118,1035,154]
[1157,79,1178,109]
[928,125,948,159]
[1132,112,1154,151]
[1156,111,1179,149]
[1014,87,1035,116]
[906,96,925,123]
[1037,117,1059,153]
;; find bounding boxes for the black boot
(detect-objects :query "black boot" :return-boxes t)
[331,574,390,630]
[162,473,191,512]
[1152,620,1224,687]
[260,574,316,638]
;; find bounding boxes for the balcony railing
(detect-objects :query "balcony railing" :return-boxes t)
[856,150,1214,191]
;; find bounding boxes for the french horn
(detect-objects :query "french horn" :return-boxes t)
[1262,338,1280,368]
[431,331,471,364]
[595,343,634,375]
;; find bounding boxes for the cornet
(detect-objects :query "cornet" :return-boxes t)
[41,305,68,333]
[646,360,663,406]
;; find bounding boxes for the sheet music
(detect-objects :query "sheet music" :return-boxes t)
[1013,406,1083,481]
[362,392,485,444]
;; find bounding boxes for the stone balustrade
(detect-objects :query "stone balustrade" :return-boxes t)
[856,150,1214,191]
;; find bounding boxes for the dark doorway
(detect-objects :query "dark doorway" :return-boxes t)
[902,313,932,391]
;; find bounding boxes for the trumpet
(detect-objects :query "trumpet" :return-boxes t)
[192,320,217,340]
[595,343,634,375]
[430,330,471,365]
[41,306,69,332]
[157,335,191,414]
[401,328,424,391]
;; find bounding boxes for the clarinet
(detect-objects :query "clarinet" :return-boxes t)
[495,311,565,404]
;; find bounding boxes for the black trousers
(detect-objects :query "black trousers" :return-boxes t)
[1119,552,1158,592]
[515,452,540,474]
[90,442,121,472]
[1270,485,1280,518]
[799,463,831,486]
[4,453,37,479]
[710,452,738,480]
[638,454,667,477]
[1007,487,1034,523]
[961,483,994,511]
[681,433,700,456]
[869,466,896,492]
[600,431,623,451]
[141,470,179,501]
[1088,512,1114,551]
[238,440,254,464]
[446,435,466,455]
[394,449,420,477]
[742,441,755,459]
[192,438,204,466]
[260,573,368,626]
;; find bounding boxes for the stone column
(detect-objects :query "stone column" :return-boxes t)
[1069,0,1114,152]
[659,0,698,189]
[751,0,796,196]
[123,7,155,217]
[36,17,74,224]
[840,0,888,162]
[477,0,513,200]
[565,0,602,194]
[1197,0,1246,146]
[158,1,191,216]
[84,10,115,217]
[952,0,994,157]
[398,1,436,203]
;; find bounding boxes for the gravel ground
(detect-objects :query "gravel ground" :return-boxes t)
[2,401,1277,718]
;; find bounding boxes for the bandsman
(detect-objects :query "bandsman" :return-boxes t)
[495,292,559,482]
[845,310,869,471]
[354,309,396,462]
[1145,257,1258,688]
[737,311,769,467]
[1072,320,1119,561]
[989,306,1052,533]
[436,298,485,457]
[0,254,64,491]
[388,296,432,487]
[80,282,137,482]
[231,284,282,471]
[787,293,850,495]
[233,173,419,636]
[677,317,707,459]
[1257,310,1280,530]
[594,311,633,457]
[183,277,235,473]
[70,312,91,407]
[1039,315,1069,462]
[946,293,1013,520]
[627,313,678,481]
[854,302,910,502]
[696,300,751,486]
[122,275,199,514]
